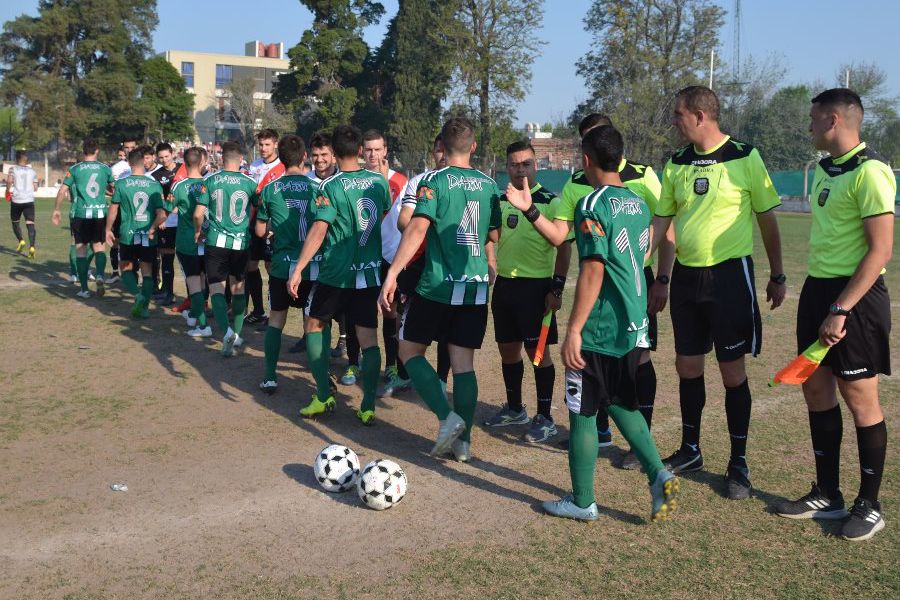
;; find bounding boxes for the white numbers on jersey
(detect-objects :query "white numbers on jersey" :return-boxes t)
[296,199,309,241]
[86,173,101,199]
[615,228,643,296]
[456,200,481,257]
[356,197,377,246]
[212,188,250,225]
[132,191,150,222]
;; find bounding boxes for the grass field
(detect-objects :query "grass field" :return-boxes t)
[0,201,897,599]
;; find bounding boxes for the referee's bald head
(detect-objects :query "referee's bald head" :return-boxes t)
[811,88,864,130]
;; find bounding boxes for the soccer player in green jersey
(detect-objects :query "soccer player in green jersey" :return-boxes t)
[773,89,894,541]
[647,86,786,500]
[512,125,678,522]
[256,135,319,393]
[52,139,115,298]
[288,126,391,424]
[194,141,259,357]
[379,117,502,461]
[104,149,167,318]
[482,140,570,444]
[166,147,211,337]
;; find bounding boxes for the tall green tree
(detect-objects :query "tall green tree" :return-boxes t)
[741,85,818,170]
[0,0,157,149]
[575,0,724,164]
[136,57,195,142]
[836,62,900,164]
[272,0,384,134]
[451,0,544,154]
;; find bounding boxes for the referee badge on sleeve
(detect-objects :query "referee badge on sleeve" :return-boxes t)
[507,213,519,228]
[817,188,830,207]
[693,177,709,195]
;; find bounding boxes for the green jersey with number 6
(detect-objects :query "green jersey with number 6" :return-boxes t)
[198,170,258,250]
[413,166,501,305]
[165,178,208,256]
[64,161,114,219]
[574,185,651,357]
[257,174,320,280]
[111,175,164,245]
[313,170,391,289]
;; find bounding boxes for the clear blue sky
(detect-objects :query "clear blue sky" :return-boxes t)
[6,0,899,127]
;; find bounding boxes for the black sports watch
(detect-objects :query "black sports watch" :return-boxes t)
[829,303,851,317]
[770,274,787,285]
[656,274,670,285]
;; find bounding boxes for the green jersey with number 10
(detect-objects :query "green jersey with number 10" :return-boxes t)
[574,185,651,357]
[111,175,164,246]
[198,170,258,251]
[64,161,114,219]
[413,166,501,305]
[257,175,320,280]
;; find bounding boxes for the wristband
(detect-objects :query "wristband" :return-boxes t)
[551,275,566,292]
[524,204,540,223]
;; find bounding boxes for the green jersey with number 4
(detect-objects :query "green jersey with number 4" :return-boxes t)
[64,161,114,219]
[198,170,258,251]
[574,185,651,357]
[413,166,501,305]
[111,175,164,246]
[313,170,391,289]
[257,174,320,280]
[166,178,208,256]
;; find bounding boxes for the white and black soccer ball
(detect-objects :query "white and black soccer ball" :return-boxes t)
[313,444,360,493]
[357,459,408,510]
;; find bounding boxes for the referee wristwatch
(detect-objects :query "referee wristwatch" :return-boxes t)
[829,303,851,317]
[770,273,787,285]
[656,274,670,285]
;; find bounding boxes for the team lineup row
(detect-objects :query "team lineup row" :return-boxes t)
[44,85,893,541]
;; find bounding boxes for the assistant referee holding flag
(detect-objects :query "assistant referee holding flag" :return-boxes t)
[773,88,894,541]
[648,85,786,500]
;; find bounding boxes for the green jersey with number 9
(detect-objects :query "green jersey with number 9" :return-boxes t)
[413,166,501,306]
[64,160,114,219]
[111,175,164,245]
[197,170,258,250]
[257,174,320,280]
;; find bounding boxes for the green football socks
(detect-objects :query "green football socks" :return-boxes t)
[608,404,663,484]
[140,276,154,301]
[404,355,450,420]
[264,326,282,382]
[189,292,207,327]
[210,293,229,333]
[569,411,599,509]
[122,271,139,295]
[94,251,107,280]
[231,294,246,336]
[452,371,478,442]
[69,245,77,276]
[306,331,332,400]
[360,346,381,412]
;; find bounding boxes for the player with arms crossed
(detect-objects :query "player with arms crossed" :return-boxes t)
[380,117,501,461]
[194,142,258,356]
[773,89,894,541]
[516,125,678,522]
[52,139,114,298]
[256,135,318,393]
[105,149,166,317]
[288,126,391,424]
[7,150,39,258]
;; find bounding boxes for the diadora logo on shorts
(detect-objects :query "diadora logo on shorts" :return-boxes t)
[694,177,710,195]
[447,174,485,191]
[341,177,377,191]
[840,368,868,376]
[724,340,746,350]
[610,197,643,217]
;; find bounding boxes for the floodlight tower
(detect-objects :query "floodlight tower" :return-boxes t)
[732,0,742,81]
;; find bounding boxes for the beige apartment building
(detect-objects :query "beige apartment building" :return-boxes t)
[162,42,290,144]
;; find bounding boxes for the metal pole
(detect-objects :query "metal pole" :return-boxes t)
[709,50,715,89]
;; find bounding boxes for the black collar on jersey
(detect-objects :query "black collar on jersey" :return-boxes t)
[571,159,650,186]
[670,138,754,166]
[501,183,556,204]
[818,144,890,177]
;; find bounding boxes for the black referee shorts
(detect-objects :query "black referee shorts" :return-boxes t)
[669,256,762,362]
[491,276,558,348]
[564,348,642,415]
[797,275,891,381]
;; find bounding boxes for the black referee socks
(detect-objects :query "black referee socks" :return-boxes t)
[857,420,887,503]
[725,379,752,466]
[502,360,524,412]
[679,375,706,451]
[809,405,842,498]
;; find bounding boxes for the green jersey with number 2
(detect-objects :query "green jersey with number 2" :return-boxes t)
[111,175,164,246]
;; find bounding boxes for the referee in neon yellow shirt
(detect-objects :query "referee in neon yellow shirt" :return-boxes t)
[648,86,786,500]
[773,88,893,541]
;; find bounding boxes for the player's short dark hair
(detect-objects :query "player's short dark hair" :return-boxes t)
[362,129,385,144]
[139,144,155,157]
[15,149,27,162]
[441,117,476,155]
[278,135,306,168]
[183,147,202,168]
[331,125,362,159]
[199,147,209,159]
[221,141,243,164]
[582,125,623,172]
[82,139,99,155]
[578,113,613,137]
[811,87,864,115]
[122,137,137,144]
[433,133,443,146]
[310,131,332,150]
[155,142,173,155]
[676,85,720,121]
[257,128,279,142]
[506,140,535,156]
[127,148,144,167]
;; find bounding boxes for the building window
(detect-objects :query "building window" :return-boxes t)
[215,64,232,88]
[181,62,194,88]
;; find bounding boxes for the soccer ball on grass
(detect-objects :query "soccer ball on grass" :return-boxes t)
[313,444,360,493]
[357,459,408,510]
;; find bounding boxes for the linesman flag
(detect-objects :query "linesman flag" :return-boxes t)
[532,310,554,367]
[769,340,830,386]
